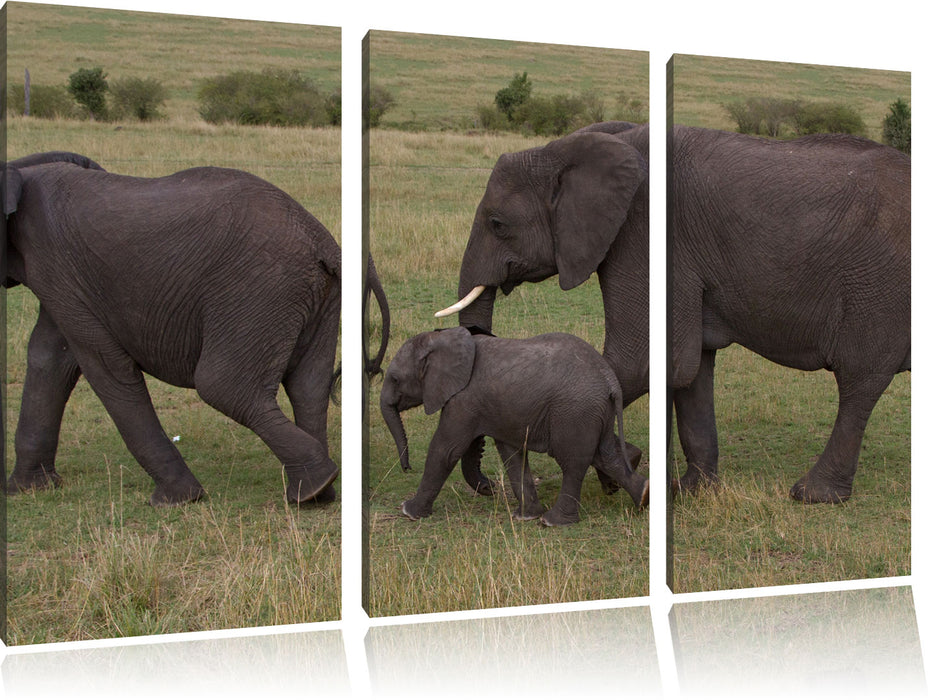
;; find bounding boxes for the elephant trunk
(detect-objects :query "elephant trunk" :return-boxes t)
[455,284,497,333]
[380,387,412,472]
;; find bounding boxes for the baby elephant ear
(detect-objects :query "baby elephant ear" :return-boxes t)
[546,131,647,290]
[421,327,476,415]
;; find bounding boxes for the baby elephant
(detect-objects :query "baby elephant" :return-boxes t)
[380,327,649,526]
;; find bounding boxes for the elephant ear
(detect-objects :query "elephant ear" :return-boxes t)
[421,327,476,415]
[3,167,23,216]
[545,131,647,290]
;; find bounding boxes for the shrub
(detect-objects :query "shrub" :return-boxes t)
[724,97,798,137]
[614,93,647,123]
[368,84,395,128]
[67,67,109,120]
[792,101,865,137]
[882,98,910,154]
[110,77,167,121]
[477,103,510,131]
[198,69,331,127]
[494,71,533,122]
[9,84,80,119]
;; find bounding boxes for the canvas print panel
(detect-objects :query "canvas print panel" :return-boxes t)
[666,53,910,593]
[365,30,650,615]
[4,2,342,643]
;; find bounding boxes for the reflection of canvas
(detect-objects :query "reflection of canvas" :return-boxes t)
[667,54,911,593]
[365,30,650,616]
[4,3,342,644]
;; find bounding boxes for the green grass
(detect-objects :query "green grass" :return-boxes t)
[366,30,648,132]
[668,55,911,593]
[5,4,341,644]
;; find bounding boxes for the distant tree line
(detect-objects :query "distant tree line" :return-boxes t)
[476,71,647,137]
[10,66,341,127]
[723,95,910,153]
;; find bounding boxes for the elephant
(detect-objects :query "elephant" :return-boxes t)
[667,126,909,503]
[379,327,649,526]
[436,121,909,503]
[4,151,387,506]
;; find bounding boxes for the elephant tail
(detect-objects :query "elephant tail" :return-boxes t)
[364,254,391,380]
[329,364,341,405]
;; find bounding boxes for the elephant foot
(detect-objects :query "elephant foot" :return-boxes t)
[512,503,546,521]
[401,498,432,520]
[789,476,851,504]
[629,478,649,510]
[7,466,63,495]
[310,483,337,504]
[150,473,207,507]
[670,464,718,497]
[470,474,496,497]
[540,498,580,527]
[540,509,580,527]
[285,461,340,504]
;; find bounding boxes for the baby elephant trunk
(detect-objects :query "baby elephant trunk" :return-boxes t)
[380,386,412,472]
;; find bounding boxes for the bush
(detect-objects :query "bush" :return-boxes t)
[792,101,865,137]
[494,71,532,122]
[477,103,510,131]
[882,98,910,154]
[68,67,109,120]
[725,97,865,139]
[198,69,332,127]
[724,97,798,137]
[9,84,81,119]
[368,84,395,128]
[614,93,647,123]
[110,77,167,121]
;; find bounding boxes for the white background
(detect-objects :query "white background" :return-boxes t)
[2,1,931,697]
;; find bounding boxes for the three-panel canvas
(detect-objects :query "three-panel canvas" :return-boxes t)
[0,1,923,696]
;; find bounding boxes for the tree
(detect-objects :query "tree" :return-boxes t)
[111,77,167,121]
[494,71,532,122]
[68,67,109,120]
[882,98,911,154]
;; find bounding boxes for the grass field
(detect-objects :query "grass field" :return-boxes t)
[5,4,341,644]
[669,55,912,592]
[365,33,650,616]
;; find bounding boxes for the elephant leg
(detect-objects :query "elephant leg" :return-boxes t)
[594,437,648,510]
[401,428,473,519]
[282,310,340,504]
[790,369,896,503]
[460,436,495,496]
[8,306,81,494]
[493,440,546,520]
[594,440,642,495]
[72,342,206,506]
[672,348,719,494]
[541,459,590,527]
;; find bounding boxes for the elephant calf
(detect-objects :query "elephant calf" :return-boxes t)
[380,327,649,526]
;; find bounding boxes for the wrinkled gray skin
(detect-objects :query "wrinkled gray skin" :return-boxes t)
[669,126,910,502]
[3,151,384,507]
[453,121,649,496]
[380,327,648,526]
[450,122,909,503]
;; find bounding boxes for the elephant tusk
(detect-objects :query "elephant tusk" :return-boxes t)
[434,285,486,318]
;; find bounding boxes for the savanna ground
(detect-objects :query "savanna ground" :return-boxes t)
[4,4,341,644]
[668,54,911,592]
[365,32,651,616]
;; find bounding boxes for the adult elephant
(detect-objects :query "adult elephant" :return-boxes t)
[436,122,649,479]
[3,151,385,506]
[437,122,909,503]
[668,126,909,503]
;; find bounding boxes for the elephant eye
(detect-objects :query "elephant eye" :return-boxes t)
[489,216,508,237]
